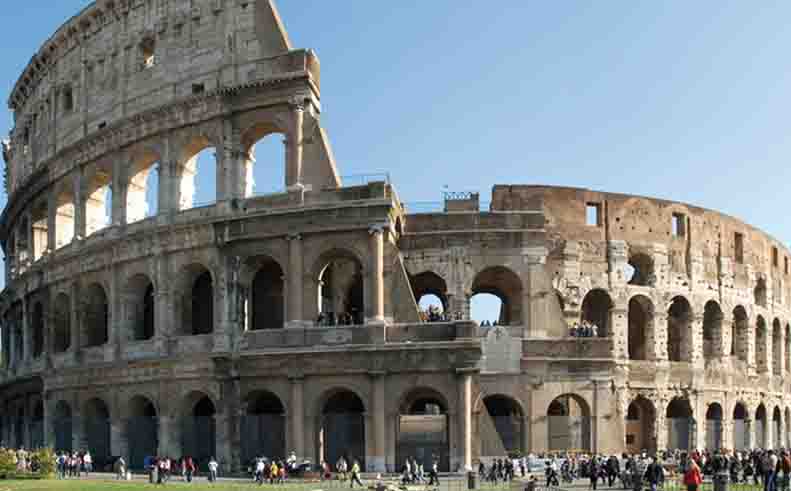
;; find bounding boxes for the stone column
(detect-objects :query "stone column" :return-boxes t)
[368,226,385,324]
[525,247,548,337]
[610,306,628,358]
[158,415,176,456]
[655,399,668,451]
[370,371,386,472]
[8,320,16,370]
[457,369,473,471]
[22,297,30,363]
[290,375,305,460]
[287,234,304,326]
[215,411,232,473]
[70,282,81,353]
[286,100,304,189]
[22,395,30,448]
[744,418,753,449]
[72,171,85,241]
[111,163,126,226]
[652,312,669,361]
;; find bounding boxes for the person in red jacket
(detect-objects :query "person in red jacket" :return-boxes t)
[684,458,703,491]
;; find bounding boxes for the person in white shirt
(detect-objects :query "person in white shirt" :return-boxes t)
[208,457,219,483]
[83,451,93,475]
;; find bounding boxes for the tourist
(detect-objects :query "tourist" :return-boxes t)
[208,457,218,483]
[684,457,702,491]
[765,450,779,491]
[115,456,126,480]
[644,457,664,491]
[83,450,92,475]
[184,456,196,483]
[349,459,364,488]
[429,458,440,486]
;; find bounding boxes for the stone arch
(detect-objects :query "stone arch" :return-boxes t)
[54,179,76,248]
[410,271,449,313]
[581,288,612,337]
[318,388,366,470]
[83,397,111,462]
[83,160,113,235]
[625,396,656,453]
[240,120,288,197]
[755,277,768,307]
[30,199,48,260]
[31,301,44,358]
[397,387,450,471]
[127,395,158,470]
[665,397,693,451]
[314,248,365,326]
[628,294,653,360]
[667,296,693,362]
[250,257,285,331]
[705,402,723,450]
[242,390,286,463]
[125,147,161,223]
[53,400,72,452]
[53,293,71,353]
[733,402,749,450]
[757,316,769,373]
[181,391,217,467]
[479,394,524,459]
[756,403,768,448]
[82,283,108,347]
[177,263,214,336]
[773,318,783,375]
[471,266,523,326]
[702,300,724,360]
[547,394,591,452]
[732,306,749,362]
[177,135,219,210]
[122,273,155,341]
[627,252,655,286]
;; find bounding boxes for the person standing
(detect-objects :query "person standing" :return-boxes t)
[83,451,93,476]
[766,451,780,491]
[184,456,196,483]
[208,457,218,483]
[589,456,600,490]
[644,457,664,491]
[684,458,703,491]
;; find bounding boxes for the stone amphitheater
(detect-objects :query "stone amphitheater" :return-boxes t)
[0,0,787,475]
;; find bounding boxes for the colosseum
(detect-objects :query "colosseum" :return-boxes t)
[0,0,788,475]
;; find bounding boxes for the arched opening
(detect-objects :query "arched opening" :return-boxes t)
[55,187,75,248]
[580,289,612,337]
[732,306,749,362]
[317,252,364,326]
[627,253,655,286]
[251,259,285,330]
[755,404,767,448]
[774,406,782,450]
[83,398,111,464]
[179,264,214,335]
[757,316,769,373]
[126,150,160,223]
[410,271,448,322]
[667,296,692,362]
[242,129,287,197]
[702,300,723,361]
[480,395,523,459]
[755,277,768,307]
[628,295,652,360]
[178,141,217,210]
[31,200,48,260]
[397,389,449,471]
[30,400,44,449]
[82,283,109,347]
[665,398,693,451]
[124,274,155,341]
[547,394,591,452]
[320,390,366,470]
[85,164,112,235]
[773,319,783,375]
[471,266,523,326]
[470,293,502,326]
[625,397,656,454]
[241,391,285,464]
[705,403,723,450]
[733,403,748,450]
[53,293,71,353]
[31,302,44,358]
[127,396,158,470]
[182,393,216,469]
[54,401,72,452]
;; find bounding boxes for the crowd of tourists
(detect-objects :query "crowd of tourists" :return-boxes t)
[316,311,362,327]
[568,320,601,338]
[399,456,441,486]
[140,455,219,484]
[55,450,93,478]
[3,447,44,474]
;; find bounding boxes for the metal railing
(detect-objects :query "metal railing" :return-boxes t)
[338,173,391,187]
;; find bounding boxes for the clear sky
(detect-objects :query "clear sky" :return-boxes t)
[2,1,791,321]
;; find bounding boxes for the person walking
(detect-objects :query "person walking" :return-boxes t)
[349,460,364,488]
[644,457,664,491]
[184,456,196,483]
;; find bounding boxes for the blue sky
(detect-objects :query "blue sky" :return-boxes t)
[3,1,791,321]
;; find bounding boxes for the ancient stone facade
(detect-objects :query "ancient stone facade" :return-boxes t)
[0,0,788,475]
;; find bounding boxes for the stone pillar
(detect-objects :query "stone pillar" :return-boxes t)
[286,100,304,189]
[8,320,16,370]
[43,394,53,448]
[652,312,669,361]
[370,371,386,472]
[290,375,305,461]
[688,314,704,365]
[22,297,30,363]
[525,248,548,337]
[70,282,81,353]
[287,234,304,326]
[457,370,473,471]
[158,415,176,456]
[655,399,668,451]
[215,255,239,353]
[215,411,232,473]
[744,418,753,449]
[22,395,30,448]
[368,226,385,323]
[72,171,85,241]
[111,164,126,226]
[610,306,628,358]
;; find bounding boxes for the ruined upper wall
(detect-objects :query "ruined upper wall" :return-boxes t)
[3,0,316,196]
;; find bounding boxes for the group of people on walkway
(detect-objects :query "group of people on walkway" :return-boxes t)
[400,456,441,486]
[142,455,219,485]
[55,450,92,479]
